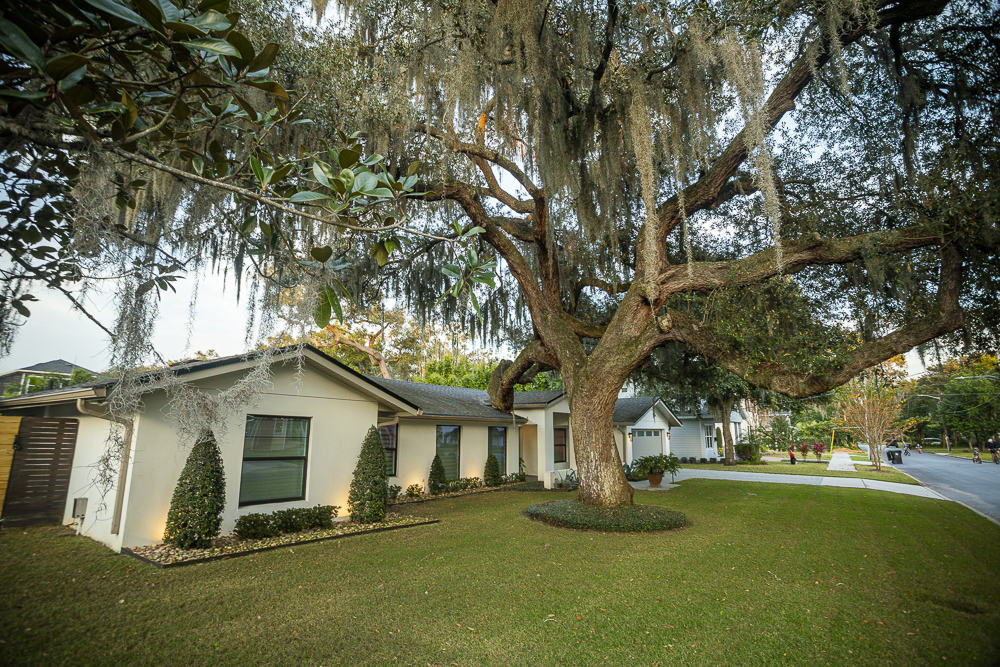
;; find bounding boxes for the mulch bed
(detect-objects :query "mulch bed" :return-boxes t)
[122,514,438,568]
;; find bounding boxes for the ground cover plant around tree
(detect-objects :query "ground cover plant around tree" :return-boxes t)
[1,485,997,666]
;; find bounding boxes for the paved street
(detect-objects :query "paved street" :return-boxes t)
[890,452,1000,522]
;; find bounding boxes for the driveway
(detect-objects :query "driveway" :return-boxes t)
[891,452,1000,522]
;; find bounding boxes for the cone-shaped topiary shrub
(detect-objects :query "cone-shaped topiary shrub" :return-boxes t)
[163,430,226,549]
[348,426,388,523]
[484,453,501,486]
[428,454,447,495]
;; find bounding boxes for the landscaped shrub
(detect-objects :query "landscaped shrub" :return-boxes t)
[272,508,309,533]
[700,457,708,464]
[163,430,226,549]
[484,453,502,486]
[428,454,447,495]
[735,443,754,461]
[502,472,527,484]
[406,483,423,498]
[348,425,389,523]
[388,484,402,502]
[233,512,277,540]
[303,504,339,529]
[709,457,718,463]
[526,500,687,533]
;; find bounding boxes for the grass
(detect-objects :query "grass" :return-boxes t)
[1,482,998,666]
[680,462,921,484]
[526,500,688,532]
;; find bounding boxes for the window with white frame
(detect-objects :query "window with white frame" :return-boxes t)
[703,424,716,452]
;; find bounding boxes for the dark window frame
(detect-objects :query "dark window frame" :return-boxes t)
[436,424,461,480]
[239,414,311,507]
[488,425,507,473]
[380,423,399,477]
[554,427,568,464]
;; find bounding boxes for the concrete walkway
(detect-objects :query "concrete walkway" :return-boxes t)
[826,451,858,471]
[630,467,946,500]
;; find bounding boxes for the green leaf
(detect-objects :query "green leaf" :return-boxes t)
[180,38,241,57]
[467,247,478,265]
[154,0,180,22]
[271,164,293,184]
[313,295,332,328]
[339,168,355,193]
[354,171,378,194]
[226,31,255,66]
[250,155,264,185]
[247,42,279,73]
[164,21,206,37]
[81,0,152,28]
[310,246,333,263]
[0,19,46,72]
[245,79,288,100]
[469,289,480,315]
[442,264,462,278]
[186,9,231,32]
[463,226,486,237]
[192,156,204,175]
[338,148,361,169]
[289,190,331,203]
[121,90,138,130]
[407,160,422,177]
[369,188,394,199]
[57,65,88,92]
[45,54,90,81]
[312,160,331,187]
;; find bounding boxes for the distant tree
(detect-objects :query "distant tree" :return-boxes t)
[938,356,1000,448]
[837,382,901,472]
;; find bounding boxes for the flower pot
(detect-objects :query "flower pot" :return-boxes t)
[647,472,663,487]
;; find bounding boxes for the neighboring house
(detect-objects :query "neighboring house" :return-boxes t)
[0,359,99,396]
[668,402,746,460]
[0,345,681,552]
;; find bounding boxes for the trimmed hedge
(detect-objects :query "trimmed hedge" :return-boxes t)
[233,505,340,540]
[428,454,447,495]
[484,453,501,486]
[163,431,226,549]
[348,426,389,523]
[526,500,687,533]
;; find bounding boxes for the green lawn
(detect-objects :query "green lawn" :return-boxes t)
[1,482,998,666]
[681,462,921,484]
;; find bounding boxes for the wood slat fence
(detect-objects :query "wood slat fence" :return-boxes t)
[1,417,79,527]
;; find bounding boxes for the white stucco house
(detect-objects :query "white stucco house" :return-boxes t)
[0,346,689,552]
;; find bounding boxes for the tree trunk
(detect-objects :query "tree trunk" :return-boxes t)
[569,377,634,507]
[709,398,737,465]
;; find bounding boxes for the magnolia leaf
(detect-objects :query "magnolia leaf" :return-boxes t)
[407,160,422,177]
[310,246,333,263]
[338,148,361,169]
[250,155,264,184]
[442,264,462,278]
[248,42,279,73]
[81,0,152,28]
[463,226,486,237]
[0,19,46,72]
[289,190,331,203]
[180,38,241,57]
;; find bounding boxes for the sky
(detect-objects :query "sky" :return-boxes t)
[0,270,252,375]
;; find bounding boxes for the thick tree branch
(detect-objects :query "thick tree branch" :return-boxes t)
[659,246,965,398]
[487,339,559,411]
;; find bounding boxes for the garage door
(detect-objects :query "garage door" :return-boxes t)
[632,429,663,459]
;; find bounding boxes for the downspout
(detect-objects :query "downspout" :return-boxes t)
[76,399,134,536]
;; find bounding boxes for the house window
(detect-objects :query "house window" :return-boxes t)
[703,424,716,451]
[239,415,310,506]
[380,424,398,477]
[488,426,506,473]
[554,427,567,464]
[436,425,461,480]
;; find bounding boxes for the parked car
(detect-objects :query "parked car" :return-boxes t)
[923,438,942,446]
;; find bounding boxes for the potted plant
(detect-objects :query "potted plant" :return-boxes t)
[633,454,681,487]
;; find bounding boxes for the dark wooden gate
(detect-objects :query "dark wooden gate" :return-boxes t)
[1,417,79,527]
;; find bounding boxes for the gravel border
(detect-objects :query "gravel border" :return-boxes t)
[121,514,439,568]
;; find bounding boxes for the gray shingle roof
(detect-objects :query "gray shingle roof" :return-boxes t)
[512,390,565,407]
[612,397,657,424]
[366,377,519,421]
[10,359,96,375]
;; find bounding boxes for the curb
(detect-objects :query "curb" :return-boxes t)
[120,519,440,569]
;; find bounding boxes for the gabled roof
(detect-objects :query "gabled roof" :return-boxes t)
[367,377,525,422]
[613,396,682,427]
[1,359,97,377]
[0,345,419,414]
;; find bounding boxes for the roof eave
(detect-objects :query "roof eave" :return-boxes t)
[0,385,107,408]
